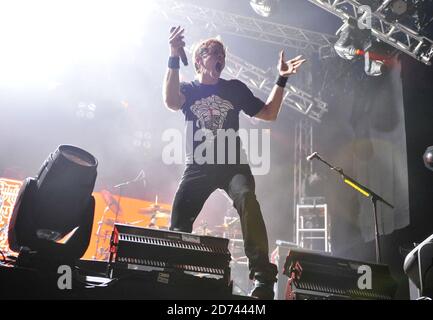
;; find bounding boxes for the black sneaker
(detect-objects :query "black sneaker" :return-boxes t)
[249,280,275,300]
[248,263,278,300]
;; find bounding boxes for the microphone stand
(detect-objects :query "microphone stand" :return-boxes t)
[112,170,146,223]
[94,171,145,260]
[312,154,394,264]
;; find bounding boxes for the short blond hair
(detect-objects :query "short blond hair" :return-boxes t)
[192,38,226,73]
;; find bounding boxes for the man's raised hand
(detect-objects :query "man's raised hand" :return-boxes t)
[278,50,306,77]
[169,26,185,57]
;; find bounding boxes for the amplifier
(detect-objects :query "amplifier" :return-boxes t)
[107,224,232,284]
[283,249,398,300]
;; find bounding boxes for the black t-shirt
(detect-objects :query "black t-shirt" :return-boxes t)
[180,78,264,165]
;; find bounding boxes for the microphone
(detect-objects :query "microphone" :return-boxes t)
[306,152,319,161]
[170,27,188,66]
[179,47,188,66]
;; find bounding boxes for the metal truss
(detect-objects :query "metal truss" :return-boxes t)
[293,119,314,203]
[306,0,433,65]
[293,118,313,241]
[156,0,336,53]
[223,51,328,122]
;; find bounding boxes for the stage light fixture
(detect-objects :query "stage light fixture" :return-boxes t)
[249,0,280,18]
[8,145,98,262]
[334,19,388,76]
[380,0,433,36]
[364,51,386,76]
[391,0,408,15]
[334,20,369,61]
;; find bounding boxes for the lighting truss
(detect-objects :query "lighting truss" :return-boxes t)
[156,0,336,54]
[305,0,433,65]
[223,51,328,122]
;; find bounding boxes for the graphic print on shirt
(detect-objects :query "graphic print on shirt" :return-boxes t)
[190,94,234,137]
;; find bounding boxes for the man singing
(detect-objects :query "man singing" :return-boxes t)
[163,26,305,299]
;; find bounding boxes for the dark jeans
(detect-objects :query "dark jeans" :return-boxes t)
[170,163,274,278]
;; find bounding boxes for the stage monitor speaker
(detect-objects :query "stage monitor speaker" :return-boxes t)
[283,249,398,300]
[107,224,232,295]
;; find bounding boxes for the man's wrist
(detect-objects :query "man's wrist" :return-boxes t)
[276,75,288,88]
[168,56,180,69]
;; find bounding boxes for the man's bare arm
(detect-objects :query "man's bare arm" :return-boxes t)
[255,51,306,121]
[255,85,284,121]
[163,68,185,111]
[163,26,186,111]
